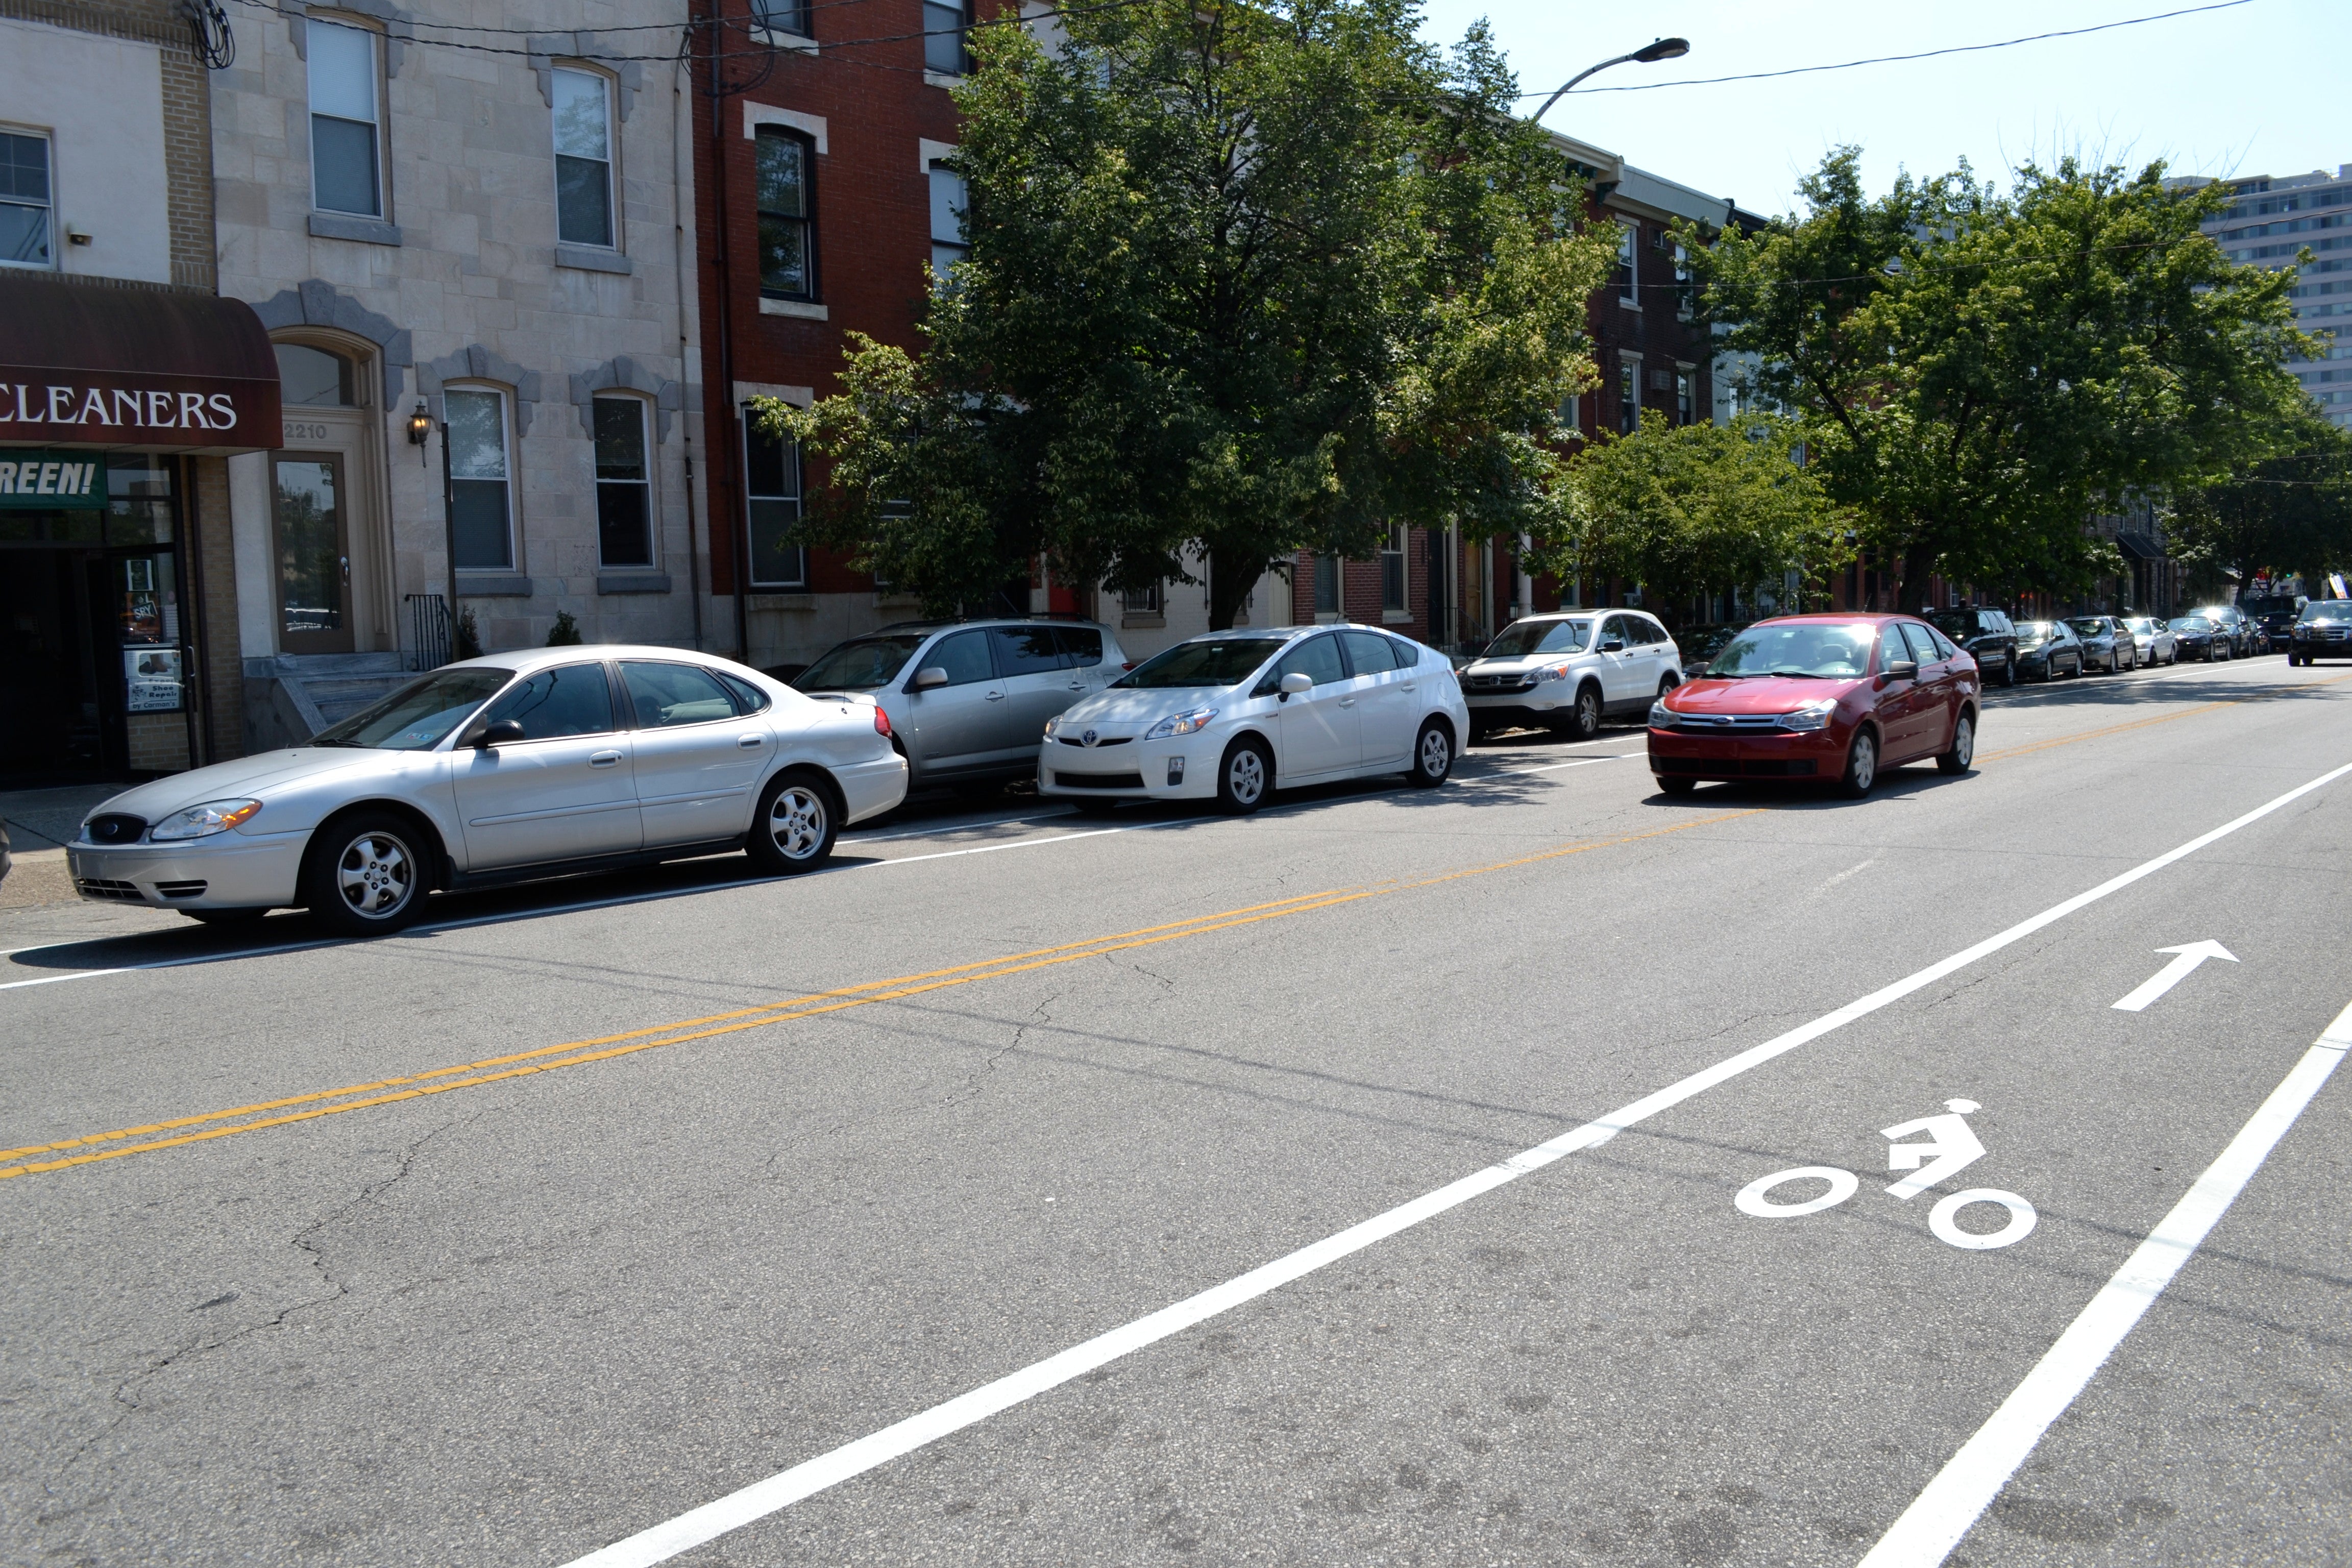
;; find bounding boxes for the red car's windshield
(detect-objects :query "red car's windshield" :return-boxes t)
[1703,623,1875,679]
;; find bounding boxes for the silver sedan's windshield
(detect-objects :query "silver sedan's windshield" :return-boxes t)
[311,668,514,750]
[1705,624,1874,679]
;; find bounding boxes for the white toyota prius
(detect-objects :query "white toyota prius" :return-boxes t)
[66,647,908,935]
[1036,626,1469,813]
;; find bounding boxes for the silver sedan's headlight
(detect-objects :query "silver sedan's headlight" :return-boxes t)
[148,799,263,840]
[1144,707,1217,740]
[1776,701,1836,732]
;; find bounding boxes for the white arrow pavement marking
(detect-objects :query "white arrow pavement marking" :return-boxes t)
[1856,994,2352,1568]
[556,757,2352,1568]
[2111,939,2239,1012]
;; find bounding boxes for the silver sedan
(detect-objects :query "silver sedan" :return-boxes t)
[66,646,908,935]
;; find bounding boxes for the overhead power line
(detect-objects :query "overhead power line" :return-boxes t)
[1528,0,2258,97]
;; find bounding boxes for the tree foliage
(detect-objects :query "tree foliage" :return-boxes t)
[2166,405,2352,599]
[761,0,1613,625]
[1530,413,1845,623]
[1689,150,2314,610]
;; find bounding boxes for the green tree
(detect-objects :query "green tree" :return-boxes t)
[2166,403,2352,600]
[1688,151,2314,611]
[762,0,1612,626]
[1530,412,1845,624]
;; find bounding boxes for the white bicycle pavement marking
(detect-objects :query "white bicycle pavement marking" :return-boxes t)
[1858,994,2352,1568]
[555,757,2352,1568]
[1883,1099,1988,1200]
[2110,939,2237,1011]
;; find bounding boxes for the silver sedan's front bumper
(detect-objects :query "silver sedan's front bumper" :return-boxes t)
[66,831,309,911]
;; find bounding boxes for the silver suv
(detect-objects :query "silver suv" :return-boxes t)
[793,618,1130,790]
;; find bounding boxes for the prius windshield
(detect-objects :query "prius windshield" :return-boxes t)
[311,667,515,750]
[1115,637,1286,688]
[1483,618,1590,657]
[1704,623,1875,679]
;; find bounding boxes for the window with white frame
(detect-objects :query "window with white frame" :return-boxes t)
[752,0,810,37]
[923,0,968,75]
[1312,554,1341,616]
[756,127,816,300]
[0,131,53,269]
[1381,523,1407,612]
[929,158,968,281]
[1618,357,1640,434]
[307,21,383,217]
[743,406,806,588]
[594,395,652,567]
[446,387,516,570]
[1119,582,1162,616]
[1673,240,1692,319]
[1615,219,1638,306]
[552,68,615,249]
[1675,369,1694,425]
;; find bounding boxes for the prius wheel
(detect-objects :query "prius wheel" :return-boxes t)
[304,812,425,937]
[1839,729,1879,799]
[1407,721,1453,788]
[749,770,838,874]
[1217,737,1272,815]
[1937,711,1975,775]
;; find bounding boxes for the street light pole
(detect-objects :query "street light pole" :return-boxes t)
[1529,37,1688,125]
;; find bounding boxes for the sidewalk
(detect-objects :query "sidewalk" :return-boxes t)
[2,784,124,909]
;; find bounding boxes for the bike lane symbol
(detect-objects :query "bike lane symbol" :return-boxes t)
[1734,1098,2038,1251]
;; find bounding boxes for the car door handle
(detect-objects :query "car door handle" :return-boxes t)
[1337,697,1356,707]
[1400,682,1415,691]
[589,750,622,767]
[736,734,767,750]
[984,690,1007,701]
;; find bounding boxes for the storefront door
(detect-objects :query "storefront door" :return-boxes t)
[272,452,354,655]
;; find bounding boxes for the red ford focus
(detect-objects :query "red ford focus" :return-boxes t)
[1647,614,1979,798]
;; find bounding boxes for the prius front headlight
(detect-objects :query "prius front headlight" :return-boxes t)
[1144,707,1218,740]
[148,799,263,840]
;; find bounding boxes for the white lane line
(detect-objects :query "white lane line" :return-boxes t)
[1493,754,1638,778]
[556,755,2352,1568]
[843,808,1077,844]
[1857,997,2352,1568]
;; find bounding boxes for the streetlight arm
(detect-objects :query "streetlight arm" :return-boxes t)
[1530,37,1688,126]
[1530,53,1641,124]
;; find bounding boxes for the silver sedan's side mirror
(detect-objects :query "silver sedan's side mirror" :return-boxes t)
[472,718,526,748]
[1278,672,1313,696]
[911,667,948,692]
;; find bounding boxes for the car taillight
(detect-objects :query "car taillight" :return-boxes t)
[1122,661,1136,671]
[872,705,892,737]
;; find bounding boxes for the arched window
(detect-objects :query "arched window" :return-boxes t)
[275,342,357,407]
[592,394,652,567]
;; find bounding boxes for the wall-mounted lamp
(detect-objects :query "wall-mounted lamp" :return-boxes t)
[407,399,432,464]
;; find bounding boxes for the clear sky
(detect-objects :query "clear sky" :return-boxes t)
[1413,0,2351,215]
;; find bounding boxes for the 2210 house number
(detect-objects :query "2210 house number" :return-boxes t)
[284,422,332,443]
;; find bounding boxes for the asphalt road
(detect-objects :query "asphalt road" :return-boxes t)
[4,654,2348,1567]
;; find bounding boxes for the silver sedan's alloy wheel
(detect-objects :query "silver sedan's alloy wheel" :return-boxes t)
[335,830,415,919]
[767,784,829,861]
[1227,746,1266,806]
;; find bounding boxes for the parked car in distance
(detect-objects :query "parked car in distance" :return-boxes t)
[2167,614,2227,661]
[2013,620,2087,680]
[1036,626,1469,814]
[1648,615,1978,798]
[2120,616,2177,667]
[1459,609,1683,742]
[2288,599,2352,665]
[1928,606,2021,687]
[2258,609,2301,652]
[1674,623,1749,678]
[2066,616,2137,674]
[793,618,1129,792]
[2192,605,2254,657]
[66,648,908,935]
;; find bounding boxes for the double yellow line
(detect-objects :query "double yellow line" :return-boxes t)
[0,813,1752,1181]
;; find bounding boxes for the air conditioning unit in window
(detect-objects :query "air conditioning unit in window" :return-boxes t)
[1647,368,1673,391]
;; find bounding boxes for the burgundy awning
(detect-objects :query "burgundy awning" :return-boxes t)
[0,274,282,454]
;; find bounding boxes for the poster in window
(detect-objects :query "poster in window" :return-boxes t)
[124,647,185,713]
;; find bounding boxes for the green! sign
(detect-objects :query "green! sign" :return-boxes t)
[0,450,108,510]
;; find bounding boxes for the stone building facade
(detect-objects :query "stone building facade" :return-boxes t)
[207,0,706,748]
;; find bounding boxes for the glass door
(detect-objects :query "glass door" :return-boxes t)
[272,452,354,654]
